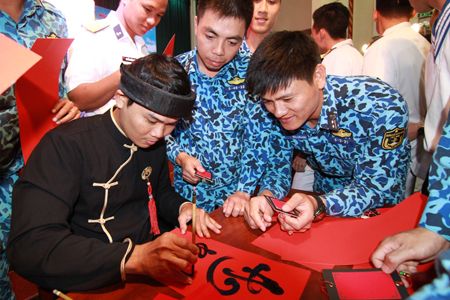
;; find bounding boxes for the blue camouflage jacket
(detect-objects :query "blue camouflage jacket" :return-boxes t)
[0,0,68,177]
[410,104,450,300]
[286,75,410,217]
[166,47,292,213]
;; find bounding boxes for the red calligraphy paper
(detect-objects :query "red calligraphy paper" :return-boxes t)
[15,38,73,164]
[352,260,436,296]
[323,269,407,299]
[153,294,177,300]
[252,193,427,266]
[160,228,311,299]
[184,283,226,300]
[0,34,42,94]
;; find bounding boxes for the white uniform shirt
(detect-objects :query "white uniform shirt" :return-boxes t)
[424,4,450,154]
[362,22,431,179]
[322,39,363,76]
[65,11,148,116]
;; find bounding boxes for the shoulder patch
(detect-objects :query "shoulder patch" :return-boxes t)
[227,77,245,85]
[83,19,110,33]
[332,129,352,138]
[382,127,405,150]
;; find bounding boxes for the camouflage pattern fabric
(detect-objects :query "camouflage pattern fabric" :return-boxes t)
[166,47,292,213]
[0,1,68,298]
[411,108,450,300]
[286,75,410,217]
[421,106,450,241]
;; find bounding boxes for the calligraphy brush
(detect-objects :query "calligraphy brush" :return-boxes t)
[191,186,196,276]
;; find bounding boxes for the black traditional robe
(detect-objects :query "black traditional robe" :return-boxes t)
[6,109,187,291]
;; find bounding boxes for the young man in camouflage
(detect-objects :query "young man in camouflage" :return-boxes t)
[245,31,410,234]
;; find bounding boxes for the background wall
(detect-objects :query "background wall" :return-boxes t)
[272,0,376,54]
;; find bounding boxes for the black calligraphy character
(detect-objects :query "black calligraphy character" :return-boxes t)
[207,257,240,295]
[243,264,284,295]
[207,256,284,296]
[196,243,217,259]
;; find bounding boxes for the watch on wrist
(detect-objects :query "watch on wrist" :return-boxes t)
[311,195,326,222]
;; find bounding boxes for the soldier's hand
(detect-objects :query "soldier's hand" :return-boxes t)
[371,227,450,287]
[175,153,204,184]
[223,191,250,217]
[244,195,274,232]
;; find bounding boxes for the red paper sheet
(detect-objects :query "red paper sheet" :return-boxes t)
[300,261,336,273]
[252,193,427,266]
[160,229,311,299]
[352,260,436,296]
[184,283,226,300]
[332,271,403,299]
[163,34,175,56]
[0,33,42,94]
[15,38,73,164]
[153,294,177,300]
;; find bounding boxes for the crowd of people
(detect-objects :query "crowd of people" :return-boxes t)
[0,0,449,299]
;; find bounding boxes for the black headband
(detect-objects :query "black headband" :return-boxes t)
[119,63,196,118]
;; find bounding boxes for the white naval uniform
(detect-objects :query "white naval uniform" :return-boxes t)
[322,39,363,76]
[291,39,363,191]
[424,6,450,155]
[65,11,149,116]
[362,22,432,197]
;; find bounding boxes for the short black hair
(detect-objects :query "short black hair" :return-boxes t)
[313,2,349,40]
[126,53,192,106]
[197,0,253,32]
[247,31,321,97]
[376,0,414,19]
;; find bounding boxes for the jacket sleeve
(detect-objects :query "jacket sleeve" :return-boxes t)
[419,111,450,241]
[6,133,129,292]
[322,97,411,217]
[236,101,292,198]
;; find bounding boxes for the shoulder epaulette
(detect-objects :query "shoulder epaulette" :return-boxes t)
[321,47,335,62]
[83,19,110,33]
[366,36,381,49]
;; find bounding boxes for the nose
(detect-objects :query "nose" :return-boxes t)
[146,15,157,28]
[151,124,165,140]
[273,101,287,119]
[212,39,225,56]
[259,0,268,13]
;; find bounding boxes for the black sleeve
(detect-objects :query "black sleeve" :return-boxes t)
[6,132,129,292]
[153,140,187,223]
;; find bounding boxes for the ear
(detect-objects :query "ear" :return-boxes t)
[411,9,417,19]
[194,16,198,37]
[318,28,325,41]
[115,90,127,109]
[373,10,378,22]
[314,64,326,90]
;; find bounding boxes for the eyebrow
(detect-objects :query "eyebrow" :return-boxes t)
[204,26,243,41]
[144,4,166,15]
[262,92,294,102]
[148,113,178,125]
